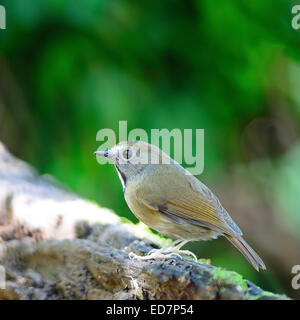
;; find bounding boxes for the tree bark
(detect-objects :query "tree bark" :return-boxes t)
[0,142,288,300]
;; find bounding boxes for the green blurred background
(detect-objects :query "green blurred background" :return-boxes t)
[1,0,300,298]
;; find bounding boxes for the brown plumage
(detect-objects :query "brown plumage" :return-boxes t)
[95,141,266,271]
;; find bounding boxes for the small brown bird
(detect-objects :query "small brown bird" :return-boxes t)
[94,141,266,271]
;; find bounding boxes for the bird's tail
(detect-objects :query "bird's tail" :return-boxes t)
[224,234,266,271]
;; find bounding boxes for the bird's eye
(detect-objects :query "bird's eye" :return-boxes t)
[123,148,132,160]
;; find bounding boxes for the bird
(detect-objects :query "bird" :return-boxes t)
[94,140,266,271]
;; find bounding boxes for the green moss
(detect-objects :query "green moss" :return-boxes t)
[119,216,135,225]
[197,258,210,264]
[211,267,289,300]
[247,289,288,300]
[212,267,248,291]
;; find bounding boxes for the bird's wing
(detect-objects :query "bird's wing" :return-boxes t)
[135,165,241,236]
[139,191,236,236]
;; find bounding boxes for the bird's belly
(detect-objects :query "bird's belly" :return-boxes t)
[149,217,219,241]
[128,203,219,241]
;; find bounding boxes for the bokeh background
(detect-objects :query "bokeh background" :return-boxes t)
[1,0,300,298]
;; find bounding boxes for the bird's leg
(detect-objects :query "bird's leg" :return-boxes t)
[163,240,198,261]
[147,239,182,255]
[129,239,197,261]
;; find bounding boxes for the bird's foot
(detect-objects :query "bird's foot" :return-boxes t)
[161,240,198,261]
[166,249,198,261]
[129,249,181,261]
[129,241,198,262]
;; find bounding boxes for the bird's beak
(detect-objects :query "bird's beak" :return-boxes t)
[94,150,109,157]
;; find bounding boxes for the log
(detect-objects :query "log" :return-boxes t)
[0,142,289,300]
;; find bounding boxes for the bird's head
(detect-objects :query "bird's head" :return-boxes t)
[94,140,172,188]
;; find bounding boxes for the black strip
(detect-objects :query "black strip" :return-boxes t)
[115,164,127,191]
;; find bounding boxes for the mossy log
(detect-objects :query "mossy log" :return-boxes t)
[0,142,288,300]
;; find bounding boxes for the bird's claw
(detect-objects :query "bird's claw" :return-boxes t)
[147,248,158,255]
[169,253,183,260]
[129,252,141,261]
[176,250,198,261]
[128,248,198,262]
